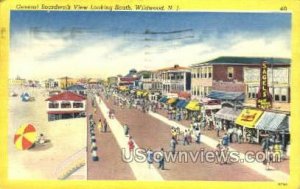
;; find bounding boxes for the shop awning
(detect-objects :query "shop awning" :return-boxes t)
[159,96,168,103]
[215,107,241,121]
[176,99,188,108]
[235,108,263,128]
[118,86,128,91]
[207,91,245,101]
[255,112,289,131]
[167,98,177,105]
[136,90,144,96]
[142,92,149,97]
[185,100,200,111]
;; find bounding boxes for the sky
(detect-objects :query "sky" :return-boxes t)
[10,11,291,80]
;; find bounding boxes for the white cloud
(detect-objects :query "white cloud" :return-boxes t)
[9,30,290,80]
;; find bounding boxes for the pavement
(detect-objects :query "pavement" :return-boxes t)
[93,93,277,181]
[86,94,135,180]
[94,95,164,181]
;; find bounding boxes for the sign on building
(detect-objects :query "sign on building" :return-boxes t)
[256,61,272,110]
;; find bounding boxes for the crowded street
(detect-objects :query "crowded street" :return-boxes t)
[85,87,289,181]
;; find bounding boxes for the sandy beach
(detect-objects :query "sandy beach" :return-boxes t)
[8,86,87,180]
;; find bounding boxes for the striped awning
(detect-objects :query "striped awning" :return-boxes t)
[255,112,289,131]
[207,91,245,101]
[215,107,241,121]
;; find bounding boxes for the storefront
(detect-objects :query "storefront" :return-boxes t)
[255,112,290,154]
[185,100,201,120]
[215,107,241,130]
[235,108,263,143]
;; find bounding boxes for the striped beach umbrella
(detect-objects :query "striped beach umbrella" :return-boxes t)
[14,123,37,150]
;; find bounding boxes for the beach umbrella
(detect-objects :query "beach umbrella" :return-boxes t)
[14,123,37,150]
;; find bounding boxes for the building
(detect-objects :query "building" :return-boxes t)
[107,76,120,87]
[44,79,59,89]
[150,70,163,93]
[45,91,86,121]
[66,84,87,96]
[119,69,140,89]
[191,56,290,105]
[190,63,213,100]
[192,56,291,137]
[157,65,191,95]
[137,70,152,90]
[58,77,78,89]
[9,76,26,87]
[242,58,290,112]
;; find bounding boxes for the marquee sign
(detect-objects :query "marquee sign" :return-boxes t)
[256,61,272,110]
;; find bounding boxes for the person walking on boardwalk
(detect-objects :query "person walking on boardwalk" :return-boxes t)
[146,148,154,169]
[183,130,189,145]
[103,118,108,132]
[158,148,165,170]
[97,119,102,132]
[195,127,201,144]
[128,136,135,153]
[123,124,129,136]
[170,137,177,155]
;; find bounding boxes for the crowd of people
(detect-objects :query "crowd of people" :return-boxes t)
[96,86,287,170]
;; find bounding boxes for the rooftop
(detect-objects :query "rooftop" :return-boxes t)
[46,91,86,101]
[192,56,291,67]
[157,64,189,72]
[66,85,87,91]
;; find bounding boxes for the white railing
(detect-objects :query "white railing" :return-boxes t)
[54,147,87,180]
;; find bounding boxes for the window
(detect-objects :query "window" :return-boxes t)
[274,87,288,102]
[208,86,212,94]
[227,67,234,79]
[73,102,83,108]
[204,67,207,78]
[274,88,280,101]
[49,102,59,109]
[208,67,212,78]
[197,87,200,96]
[281,88,288,102]
[61,101,71,108]
[201,67,205,78]
[248,86,258,99]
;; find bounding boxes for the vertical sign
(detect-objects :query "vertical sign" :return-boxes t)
[256,61,272,110]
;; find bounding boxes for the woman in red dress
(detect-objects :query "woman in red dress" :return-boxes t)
[128,136,135,152]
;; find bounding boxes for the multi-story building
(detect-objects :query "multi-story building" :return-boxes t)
[191,56,290,105]
[137,70,152,90]
[242,58,290,112]
[190,64,213,100]
[156,65,191,96]
[192,56,291,134]
[150,70,163,93]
